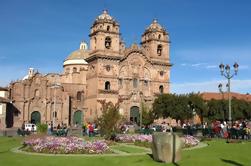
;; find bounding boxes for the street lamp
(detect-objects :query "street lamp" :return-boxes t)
[219,62,239,126]
[218,83,228,121]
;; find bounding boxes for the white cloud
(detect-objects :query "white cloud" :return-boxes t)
[206,65,217,69]
[191,63,207,67]
[171,79,251,94]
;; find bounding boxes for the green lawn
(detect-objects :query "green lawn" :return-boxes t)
[1,137,251,166]
[111,144,149,153]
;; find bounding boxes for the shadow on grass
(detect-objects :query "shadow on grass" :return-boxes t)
[221,158,243,166]
[147,154,180,166]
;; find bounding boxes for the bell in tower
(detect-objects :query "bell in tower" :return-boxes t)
[141,19,170,61]
[89,10,121,54]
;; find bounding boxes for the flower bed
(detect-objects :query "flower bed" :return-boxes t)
[182,135,200,148]
[23,136,110,154]
[115,134,152,143]
[115,134,200,149]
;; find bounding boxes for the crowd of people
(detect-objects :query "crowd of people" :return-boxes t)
[47,122,68,136]
[202,120,251,139]
[82,122,96,137]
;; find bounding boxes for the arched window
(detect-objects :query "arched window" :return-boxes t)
[105,81,111,90]
[77,91,82,100]
[133,78,138,88]
[160,71,164,77]
[107,25,110,31]
[157,44,162,55]
[119,78,123,86]
[159,85,164,94]
[65,68,70,74]
[53,111,57,118]
[34,89,39,97]
[73,67,77,73]
[158,34,161,40]
[144,80,148,87]
[105,37,112,49]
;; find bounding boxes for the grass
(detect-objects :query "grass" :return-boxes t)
[1,137,251,166]
[111,144,148,153]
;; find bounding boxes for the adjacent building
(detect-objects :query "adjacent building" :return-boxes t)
[0,87,9,130]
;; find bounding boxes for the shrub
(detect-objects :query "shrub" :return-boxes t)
[37,124,48,133]
[97,100,122,139]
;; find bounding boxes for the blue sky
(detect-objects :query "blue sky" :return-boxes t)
[0,0,251,94]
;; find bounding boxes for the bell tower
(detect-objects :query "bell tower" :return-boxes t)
[89,10,120,54]
[141,19,170,61]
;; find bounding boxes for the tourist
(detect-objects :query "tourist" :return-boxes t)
[21,121,25,131]
[89,123,94,137]
[86,122,90,136]
[47,124,52,135]
[50,121,54,132]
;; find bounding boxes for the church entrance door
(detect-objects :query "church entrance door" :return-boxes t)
[31,111,41,124]
[73,110,83,126]
[130,106,140,125]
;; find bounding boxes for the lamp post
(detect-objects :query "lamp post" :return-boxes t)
[219,62,239,126]
[218,83,228,121]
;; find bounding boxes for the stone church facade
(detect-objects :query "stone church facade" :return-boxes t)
[8,10,171,128]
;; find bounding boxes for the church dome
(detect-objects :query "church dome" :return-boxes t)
[144,19,167,34]
[93,10,119,26]
[63,41,89,66]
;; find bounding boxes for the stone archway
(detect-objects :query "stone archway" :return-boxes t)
[31,111,41,124]
[130,106,140,124]
[73,110,83,126]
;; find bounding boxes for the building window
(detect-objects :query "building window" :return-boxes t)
[77,91,82,101]
[105,37,112,49]
[133,78,138,88]
[105,81,111,90]
[53,111,57,118]
[144,80,148,86]
[73,67,77,73]
[159,85,164,94]
[160,71,164,77]
[119,78,123,87]
[106,65,111,72]
[157,44,162,55]
[107,25,110,31]
[158,34,161,40]
[65,68,70,74]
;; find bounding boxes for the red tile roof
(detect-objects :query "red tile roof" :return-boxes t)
[201,92,251,102]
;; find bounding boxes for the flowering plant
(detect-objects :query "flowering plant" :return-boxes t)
[182,135,200,148]
[23,136,110,154]
[115,134,152,143]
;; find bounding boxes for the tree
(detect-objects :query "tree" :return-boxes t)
[187,93,207,124]
[152,93,194,122]
[97,99,121,139]
[141,102,155,126]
